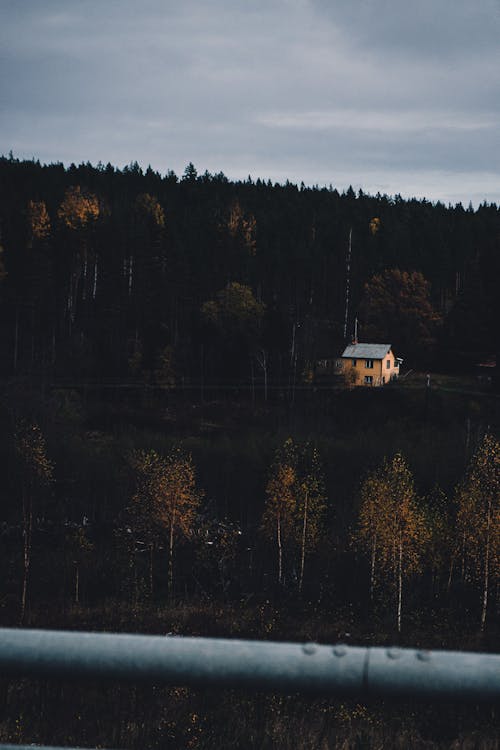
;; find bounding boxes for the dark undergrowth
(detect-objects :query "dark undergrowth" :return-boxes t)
[0,602,499,749]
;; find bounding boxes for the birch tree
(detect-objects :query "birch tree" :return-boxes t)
[295,444,326,593]
[356,471,388,601]
[57,186,99,330]
[129,447,202,598]
[356,454,429,632]
[456,433,500,630]
[261,438,298,586]
[15,422,53,623]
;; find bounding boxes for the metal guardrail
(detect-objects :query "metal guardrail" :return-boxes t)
[0,627,499,749]
[1,628,500,699]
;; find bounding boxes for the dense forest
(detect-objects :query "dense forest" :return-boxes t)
[1,155,500,748]
[0,154,499,385]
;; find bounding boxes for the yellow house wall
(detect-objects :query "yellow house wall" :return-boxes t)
[383,350,400,382]
[341,350,400,386]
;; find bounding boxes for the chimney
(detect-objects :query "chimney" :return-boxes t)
[352,317,358,345]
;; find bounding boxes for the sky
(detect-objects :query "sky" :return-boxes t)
[1,0,499,205]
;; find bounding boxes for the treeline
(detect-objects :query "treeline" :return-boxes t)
[0,155,499,389]
[3,402,499,637]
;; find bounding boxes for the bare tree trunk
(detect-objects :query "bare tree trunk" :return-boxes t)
[82,253,88,301]
[397,534,403,633]
[52,326,57,366]
[447,555,455,593]
[20,493,32,625]
[128,255,134,296]
[168,518,175,598]
[370,534,377,601]
[13,305,19,373]
[465,417,471,458]
[92,257,98,299]
[31,307,36,367]
[75,564,80,604]
[277,512,282,585]
[299,490,308,593]
[200,344,205,403]
[133,558,138,607]
[343,227,352,340]
[289,323,296,402]
[256,350,268,402]
[480,507,491,632]
[149,543,154,597]
[461,531,466,581]
[250,356,255,408]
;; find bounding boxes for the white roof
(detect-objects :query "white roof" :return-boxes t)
[341,343,392,359]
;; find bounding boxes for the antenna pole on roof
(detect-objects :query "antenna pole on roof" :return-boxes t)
[343,227,352,341]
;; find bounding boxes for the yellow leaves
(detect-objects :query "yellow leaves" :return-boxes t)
[267,464,297,509]
[358,473,387,539]
[262,438,326,548]
[357,453,428,576]
[57,186,99,231]
[369,217,381,236]
[262,438,298,541]
[27,200,51,241]
[456,433,500,577]
[226,199,257,255]
[134,193,165,228]
[130,446,201,540]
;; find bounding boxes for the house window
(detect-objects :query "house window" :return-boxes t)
[394,360,399,368]
[364,376,373,384]
[386,359,391,369]
[352,359,357,367]
[365,359,374,369]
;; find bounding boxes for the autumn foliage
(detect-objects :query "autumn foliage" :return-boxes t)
[57,186,99,231]
[357,453,429,631]
[128,446,202,596]
[359,269,441,360]
[456,433,500,629]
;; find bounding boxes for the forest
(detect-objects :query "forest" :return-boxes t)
[0,155,500,748]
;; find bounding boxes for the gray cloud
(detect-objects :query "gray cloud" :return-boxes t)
[311,0,500,61]
[0,0,498,204]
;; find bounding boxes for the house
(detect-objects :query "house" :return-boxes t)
[337,343,402,386]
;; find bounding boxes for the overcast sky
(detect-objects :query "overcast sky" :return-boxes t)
[1,0,499,205]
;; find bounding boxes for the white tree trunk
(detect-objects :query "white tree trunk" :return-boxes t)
[397,534,403,633]
[277,511,282,585]
[481,504,491,631]
[75,564,80,604]
[370,534,377,601]
[299,490,309,593]
[168,515,175,598]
